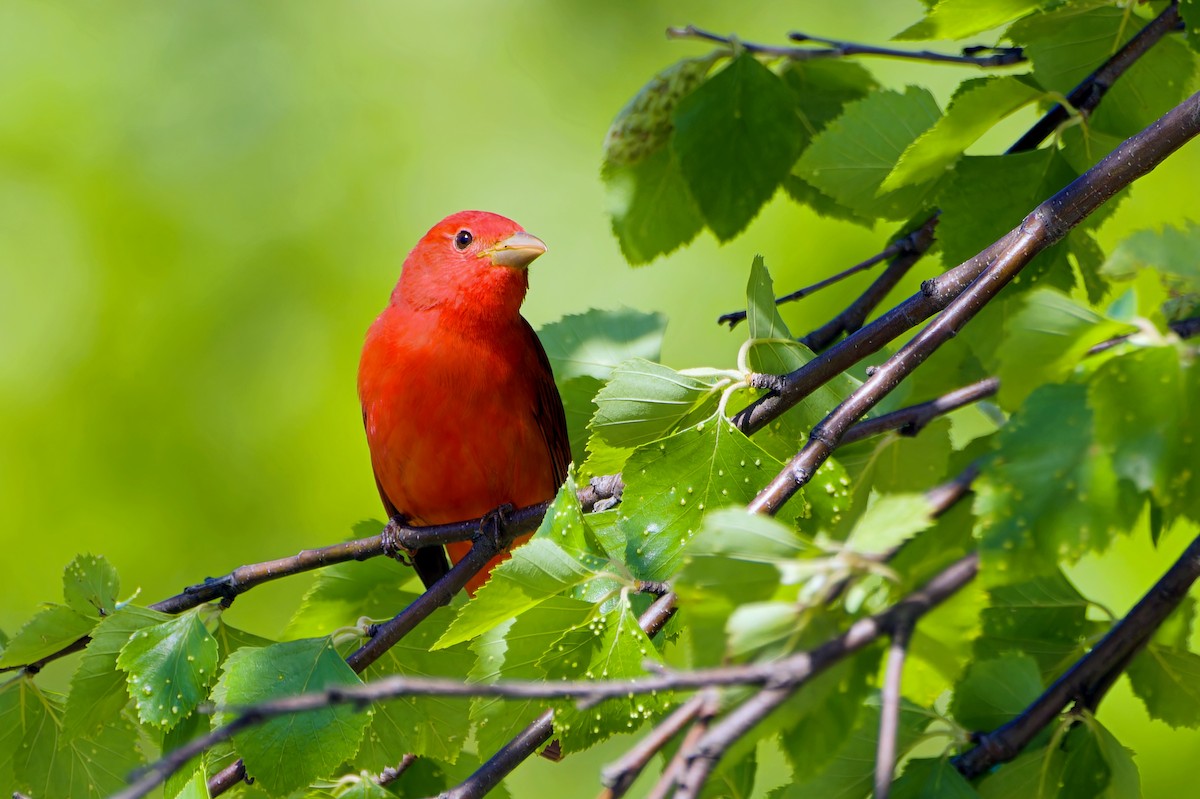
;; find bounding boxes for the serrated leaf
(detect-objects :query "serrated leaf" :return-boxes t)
[163,710,208,799]
[996,288,1128,409]
[673,53,803,240]
[589,358,724,451]
[437,476,616,648]
[1050,716,1141,799]
[951,654,1043,731]
[212,637,368,796]
[62,553,120,619]
[1102,222,1200,292]
[603,55,717,168]
[542,597,666,753]
[359,607,472,766]
[619,414,783,581]
[795,87,941,221]
[891,758,980,799]
[1089,346,1187,501]
[1007,5,1129,94]
[897,0,1045,40]
[844,493,935,556]
[117,607,220,731]
[976,384,1137,584]
[171,767,210,799]
[974,571,1100,681]
[286,551,418,639]
[63,605,169,738]
[0,603,97,668]
[4,678,143,799]
[604,144,703,265]
[779,700,930,798]
[904,575,985,704]
[1127,643,1200,729]
[883,76,1044,191]
[539,307,668,382]
[936,151,1079,290]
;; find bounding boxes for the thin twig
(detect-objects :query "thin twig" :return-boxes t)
[668,25,1025,68]
[717,221,931,329]
[671,554,980,797]
[644,692,720,799]
[839,377,999,446]
[600,693,709,799]
[1087,314,1200,355]
[748,91,1200,515]
[377,754,418,787]
[875,622,914,799]
[733,5,1184,433]
[954,530,1200,778]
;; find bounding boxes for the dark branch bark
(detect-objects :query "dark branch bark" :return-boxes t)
[839,377,999,446]
[749,90,1200,514]
[954,531,1200,779]
[875,622,914,799]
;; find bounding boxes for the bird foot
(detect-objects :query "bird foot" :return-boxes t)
[477,503,517,553]
[382,514,415,565]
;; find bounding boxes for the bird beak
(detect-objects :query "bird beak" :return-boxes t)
[485,231,547,269]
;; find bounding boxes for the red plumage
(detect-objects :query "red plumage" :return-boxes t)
[358,211,569,595]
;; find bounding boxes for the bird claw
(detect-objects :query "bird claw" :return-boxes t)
[478,503,516,552]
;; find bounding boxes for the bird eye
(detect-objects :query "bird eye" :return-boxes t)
[454,230,473,250]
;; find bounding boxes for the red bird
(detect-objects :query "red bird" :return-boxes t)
[358,211,570,595]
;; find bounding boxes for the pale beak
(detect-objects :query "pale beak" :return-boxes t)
[485,231,547,269]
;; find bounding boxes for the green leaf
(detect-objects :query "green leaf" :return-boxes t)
[62,553,120,618]
[1007,5,1129,94]
[286,548,418,639]
[1050,716,1141,799]
[974,571,1100,682]
[171,767,210,799]
[163,710,208,799]
[897,0,1046,41]
[673,53,804,240]
[1089,346,1187,500]
[359,607,473,766]
[996,288,1128,410]
[883,76,1044,191]
[619,414,784,581]
[1102,222,1200,293]
[437,475,616,648]
[63,605,170,738]
[0,603,96,668]
[1185,0,1200,54]
[589,358,724,451]
[603,144,704,265]
[795,87,941,221]
[951,654,1043,731]
[780,700,930,798]
[1126,596,1200,728]
[844,492,935,556]
[4,678,143,799]
[903,573,986,705]
[890,758,980,799]
[544,597,667,753]
[935,151,1079,288]
[603,55,716,168]
[976,384,1137,584]
[212,637,368,796]
[538,307,668,382]
[117,607,220,731]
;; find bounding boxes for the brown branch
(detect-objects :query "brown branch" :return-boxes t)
[668,25,1025,68]
[1087,313,1200,355]
[377,754,418,787]
[748,90,1200,515]
[717,217,936,330]
[954,530,1200,778]
[599,693,711,799]
[671,554,980,798]
[839,377,999,446]
[644,692,720,799]
[875,622,914,799]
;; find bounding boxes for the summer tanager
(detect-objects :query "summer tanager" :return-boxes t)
[358,210,570,595]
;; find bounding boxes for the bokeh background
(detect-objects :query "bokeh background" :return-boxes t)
[2,1,1198,796]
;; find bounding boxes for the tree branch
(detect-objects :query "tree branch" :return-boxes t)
[748,90,1200,514]
[875,621,914,799]
[954,530,1200,779]
[839,377,999,446]
[599,692,713,799]
[668,25,1025,68]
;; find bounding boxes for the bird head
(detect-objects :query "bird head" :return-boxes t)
[392,210,547,319]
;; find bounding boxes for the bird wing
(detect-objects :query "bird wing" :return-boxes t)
[523,317,572,488]
[372,466,452,589]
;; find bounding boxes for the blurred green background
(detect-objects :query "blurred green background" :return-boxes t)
[2,1,1198,796]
